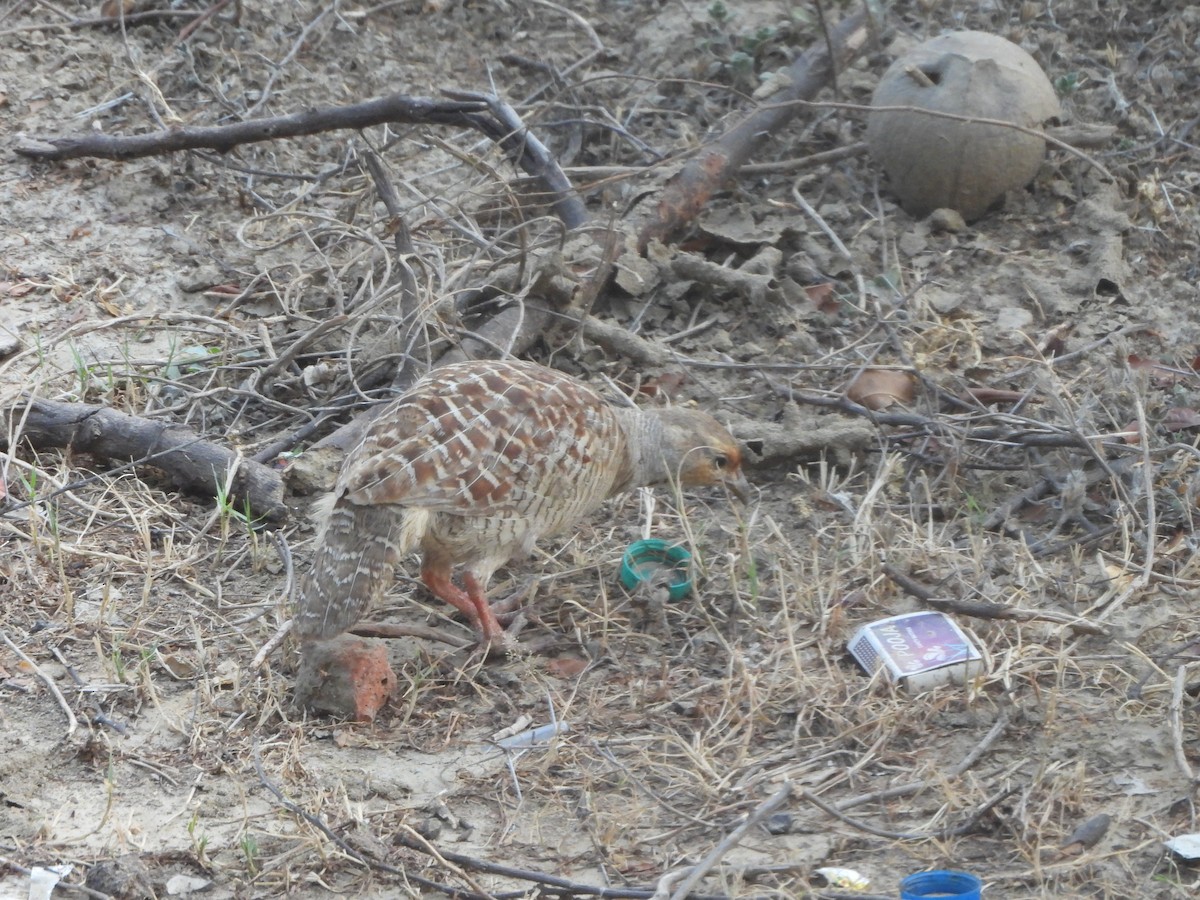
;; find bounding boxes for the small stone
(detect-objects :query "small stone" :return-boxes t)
[764,813,794,835]
[928,207,967,233]
[294,635,397,722]
[85,855,154,900]
[0,330,21,358]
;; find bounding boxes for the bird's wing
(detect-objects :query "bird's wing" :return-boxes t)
[335,364,624,515]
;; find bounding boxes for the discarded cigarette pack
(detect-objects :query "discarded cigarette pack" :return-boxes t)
[848,611,984,692]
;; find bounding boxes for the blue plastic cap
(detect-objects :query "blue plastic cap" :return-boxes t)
[899,869,982,900]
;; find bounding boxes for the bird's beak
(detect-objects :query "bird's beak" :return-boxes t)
[727,470,752,503]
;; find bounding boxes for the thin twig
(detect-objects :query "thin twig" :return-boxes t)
[1170,665,1196,782]
[787,98,1114,179]
[1,628,77,738]
[836,708,1012,811]
[666,782,793,900]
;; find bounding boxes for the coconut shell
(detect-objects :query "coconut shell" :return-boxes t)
[867,31,1061,222]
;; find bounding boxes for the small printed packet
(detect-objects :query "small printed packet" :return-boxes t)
[848,611,984,692]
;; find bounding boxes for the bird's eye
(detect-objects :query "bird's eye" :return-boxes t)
[714,454,728,469]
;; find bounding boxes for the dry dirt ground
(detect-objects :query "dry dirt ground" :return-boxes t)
[2,0,1200,898]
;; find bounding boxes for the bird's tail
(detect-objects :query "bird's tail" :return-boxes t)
[293,496,407,641]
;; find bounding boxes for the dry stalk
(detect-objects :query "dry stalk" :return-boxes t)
[0,628,78,737]
[664,781,793,900]
[1169,664,1197,783]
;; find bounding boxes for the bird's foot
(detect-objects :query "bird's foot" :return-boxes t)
[490,575,538,623]
[478,623,520,658]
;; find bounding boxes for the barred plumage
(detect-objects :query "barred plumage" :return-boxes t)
[294,360,748,645]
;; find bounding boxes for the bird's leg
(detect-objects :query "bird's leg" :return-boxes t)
[462,572,509,644]
[420,564,508,645]
[421,564,479,625]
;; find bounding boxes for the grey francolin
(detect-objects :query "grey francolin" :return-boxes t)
[293,360,749,646]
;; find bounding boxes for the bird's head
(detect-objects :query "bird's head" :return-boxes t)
[655,407,751,502]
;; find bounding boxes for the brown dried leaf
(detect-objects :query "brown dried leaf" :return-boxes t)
[805,282,839,315]
[639,371,688,400]
[1040,322,1073,357]
[1128,354,1191,387]
[1161,407,1200,432]
[846,368,915,410]
[0,281,37,297]
[547,656,588,678]
[100,0,136,17]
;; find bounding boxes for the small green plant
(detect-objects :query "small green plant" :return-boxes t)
[742,25,777,56]
[110,646,127,683]
[213,477,264,560]
[17,468,43,544]
[1055,71,1081,95]
[106,638,154,684]
[214,476,236,546]
[699,6,788,90]
[239,833,259,876]
[187,811,210,862]
[69,343,92,398]
[963,493,986,524]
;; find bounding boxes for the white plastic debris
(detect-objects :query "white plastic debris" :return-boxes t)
[1164,833,1200,860]
[28,865,72,900]
[814,867,870,890]
[495,720,570,750]
[166,874,213,895]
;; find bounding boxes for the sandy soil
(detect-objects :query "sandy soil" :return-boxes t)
[2,1,1199,898]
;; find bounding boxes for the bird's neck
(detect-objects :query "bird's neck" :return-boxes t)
[612,407,671,494]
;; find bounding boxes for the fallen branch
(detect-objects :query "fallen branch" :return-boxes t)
[635,8,873,250]
[14,95,489,161]
[3,397,287,523]
[14,91,588,229]
[309,3,876,457]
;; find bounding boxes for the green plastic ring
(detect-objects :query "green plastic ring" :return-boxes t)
[619,539,693,601]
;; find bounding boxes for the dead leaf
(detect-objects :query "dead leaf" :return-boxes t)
[805,282,839,315]
[1,281,36,297]
[639,372,687,399]
[846,368,915,410]
[1040,322,1073,357]
[1118,420,1141,444]
[547,656,588,678]
[99,0,137,17]
[1161,407,1200,432]
[1128,354,1191,387]
[157,651,200,680]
